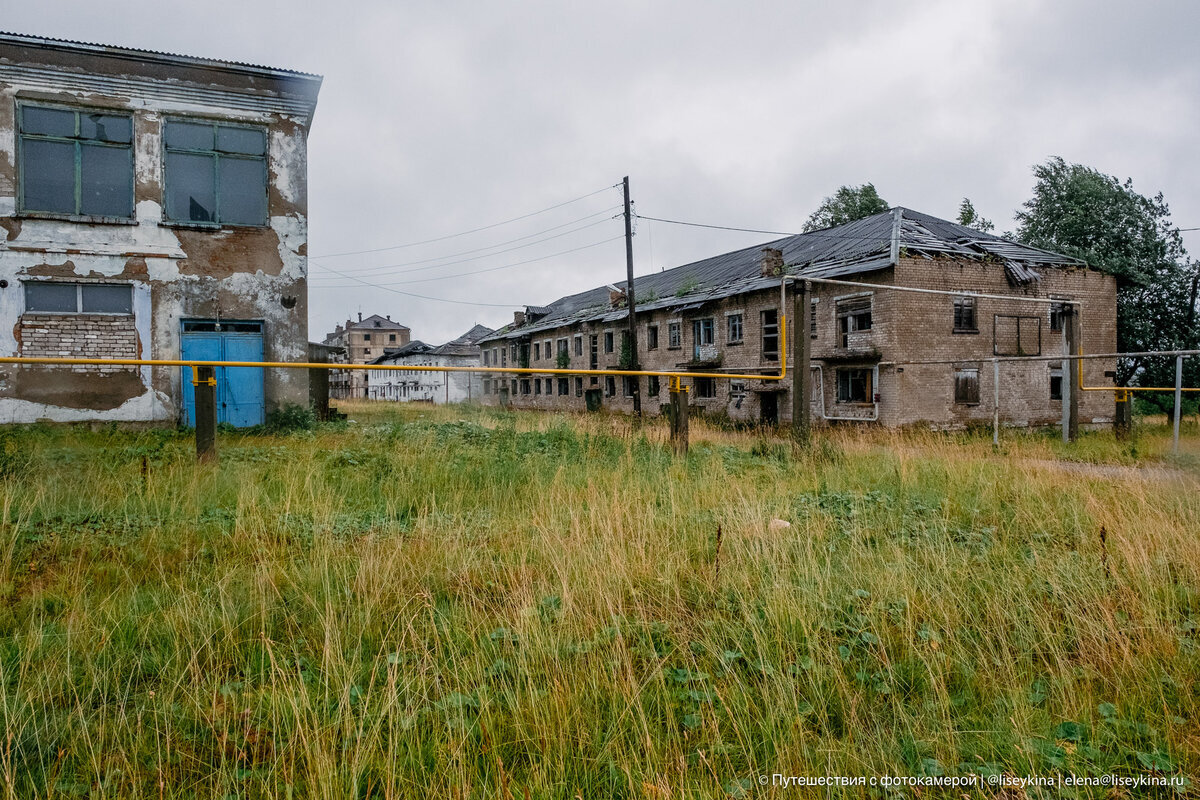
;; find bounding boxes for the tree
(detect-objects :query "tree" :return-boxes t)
[956,198,994,232]
[803,184,889,232]
[1015,157,1198,393]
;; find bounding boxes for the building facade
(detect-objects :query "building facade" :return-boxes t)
[477,208,1118,429]
[0,32,320,425]
[322,313,410,398]
[366,324,492,404]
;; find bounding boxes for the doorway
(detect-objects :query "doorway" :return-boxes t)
[180,319,265,427]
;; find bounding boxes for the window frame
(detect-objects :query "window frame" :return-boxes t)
[953,367,981,405]
[836,367,873,404]
[646,324,659,350]
[836,295,873,347]
[16,102,136,221]
[761,309,779,361]
[694,377,716,399]
[953,296,978,333]
[23,280,134,315]
[162,116,270,228]
[727,313,744,344]
[667,321,682,350]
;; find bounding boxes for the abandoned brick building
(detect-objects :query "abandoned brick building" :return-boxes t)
[477,208,1118,428]
[322,313,411,398]
[0,32,321,425]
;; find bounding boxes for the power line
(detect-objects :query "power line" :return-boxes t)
[310,183,620,259]
[635,214,799,237]
[316,236,624,288]
[314,262,526,308]
[310,213,619,279]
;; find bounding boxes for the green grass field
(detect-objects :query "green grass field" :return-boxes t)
[2,403,1198,798]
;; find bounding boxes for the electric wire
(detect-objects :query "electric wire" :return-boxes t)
[314,261,526,308]
[309,183,620,259]
[308,206,620,277]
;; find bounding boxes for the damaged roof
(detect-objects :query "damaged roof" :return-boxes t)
[371,325,493,364]
[481,207,1088,342]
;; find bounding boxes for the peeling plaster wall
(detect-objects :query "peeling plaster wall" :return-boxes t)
[0,43,317,424]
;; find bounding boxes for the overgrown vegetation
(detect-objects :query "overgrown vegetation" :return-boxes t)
[1,404,1197,798]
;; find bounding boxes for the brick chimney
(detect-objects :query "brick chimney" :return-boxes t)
[760,247,784,277]
[608,286,626,308]
[358,311,363,322]
[513,310,526,326]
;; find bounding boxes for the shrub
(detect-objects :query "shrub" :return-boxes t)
[265,403,317,433]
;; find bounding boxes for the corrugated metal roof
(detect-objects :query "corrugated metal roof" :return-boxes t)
[0,31,322,80]
[480,208,1088,343]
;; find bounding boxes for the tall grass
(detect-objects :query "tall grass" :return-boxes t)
[1,406,1197,798]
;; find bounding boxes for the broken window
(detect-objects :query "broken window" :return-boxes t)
[954,368,980,405]
[164,119,267,226]
[836,296,872,346]
[648,375,659,397]
[1050,366,1063,400]
[810,298,819,339]
[668,322,681,349]
[575,377,583,396]
[727,314,743,344]
[545,378,553,394]
[605,376,616,396]
[19,105,134,218]
[623,376,636,397]
[24,281,133,314]
[558,378,569,395]
[522,379,531,395]
[557,338,569,358]
[761,310,779,361]
[534,342,541,361]
[694,377,716,398]
[574,335,583,356]
[604,331,614,354]
[836,368,872,403]
[646,324,659,350]
[953,296,977,332]
[1049,299,1071,332]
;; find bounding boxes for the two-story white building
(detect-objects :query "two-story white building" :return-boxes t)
[0,32,320,425]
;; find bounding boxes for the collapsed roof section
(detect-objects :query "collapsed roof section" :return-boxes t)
[481,207,1088,343]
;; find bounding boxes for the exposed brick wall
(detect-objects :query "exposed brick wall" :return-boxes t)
[19,314,139,374]
[478,257,1119,430]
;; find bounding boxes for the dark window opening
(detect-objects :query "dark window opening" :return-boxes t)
[604,331,614,354]
[953,296,977,332]
[605,376,616,396]
[622,376,636,397]
[694,377,716,398]
[575,377,583,396]
[810,299,818,339]
[837,296,872,347]
[647,375,660,397]
[558,378,569,396]
[836,368,872,404]
[1050,368,1063,401]
[761,310,779,361]
[164,119,267,226]
[647,325,659,350]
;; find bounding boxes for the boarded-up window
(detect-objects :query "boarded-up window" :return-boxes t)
[954,368,980,405]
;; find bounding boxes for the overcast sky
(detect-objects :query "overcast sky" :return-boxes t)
[10,1,1200,344]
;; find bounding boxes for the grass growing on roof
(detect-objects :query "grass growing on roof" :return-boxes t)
[1,404,1198,798]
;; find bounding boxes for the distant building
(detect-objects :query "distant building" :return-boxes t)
[0,32,321,426]
[477,208,1118,429]
[367,324,492,404]
[322,313,410,398]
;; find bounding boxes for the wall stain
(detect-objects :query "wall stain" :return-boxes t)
[4,367,145,410]
[175,228,285,278]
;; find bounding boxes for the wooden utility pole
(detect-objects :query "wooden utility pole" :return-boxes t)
[669,378,689,456]
[623,176,641,416]
[194,365,217,462]
[791,279,811,444]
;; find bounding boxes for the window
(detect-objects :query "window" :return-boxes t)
[164,119,267,226]
[24,281,133,314]
[605,376,616,396]
[522,379,531,395]
[668,322,682,349]
[483,351,490,366]
[546,378,553,394]
[810,298,819,339]
[953,296,977,332]
[954,368,980,405]
[19,105,134,218]
[694,318,715,346]
[836,368,872,403]
[574,335,583,356]
[837,296,872,346]
[511,379,517,395]
[761,310,779,361]
[695,377,716,398]
[1049,300,1071,332]
[501,348,507,367]
[575,377,583,397]
[534,342,541,361]
[557,338,569,357]
[648,375,659,397]
[1050,367,1063,400]
[647,324,659,350]
[623,376,636,397]
[604,331,614,353]
[363,349,371,355]
[727,314,743,344]
[389,334,396,343]
[558,378,569,396]
[483,379,491,394]
[363,333,372,342]
[535,379,542,395]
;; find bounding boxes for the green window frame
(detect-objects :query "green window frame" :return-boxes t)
[17,104,134,219]
[163,118,268,226]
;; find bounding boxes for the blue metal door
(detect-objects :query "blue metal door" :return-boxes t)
[181,321,265,427]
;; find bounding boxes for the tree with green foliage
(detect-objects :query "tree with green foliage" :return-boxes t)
[956,198,994,232]
[1015,157,1198,395]
[803,183,889,232]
